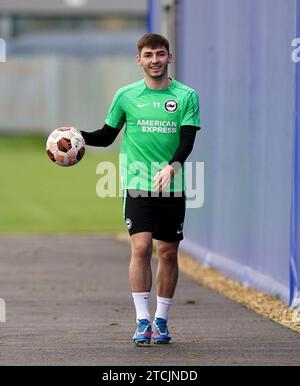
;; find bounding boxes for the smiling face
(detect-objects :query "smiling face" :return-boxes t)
[137,46,172,80]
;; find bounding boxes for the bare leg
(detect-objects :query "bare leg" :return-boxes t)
[156,240,180,298]
[129,232,153,292]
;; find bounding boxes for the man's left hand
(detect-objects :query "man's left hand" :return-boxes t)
[153,165,175,193]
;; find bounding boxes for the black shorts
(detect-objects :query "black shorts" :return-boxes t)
[123,190,186,242]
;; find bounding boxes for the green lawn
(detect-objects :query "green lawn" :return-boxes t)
[0,135,124,234]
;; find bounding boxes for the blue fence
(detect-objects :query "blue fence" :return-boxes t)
[149,0,299,304]
[291,0,300,306]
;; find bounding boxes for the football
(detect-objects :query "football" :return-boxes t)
[46,127,85,167]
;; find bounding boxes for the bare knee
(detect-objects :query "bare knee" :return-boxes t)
[131,233,153,261]
[132,242,152,260]
[157,244,178,263]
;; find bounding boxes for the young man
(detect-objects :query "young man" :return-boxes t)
[81,33,200,345]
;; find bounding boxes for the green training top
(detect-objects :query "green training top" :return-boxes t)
[105,78,200,192]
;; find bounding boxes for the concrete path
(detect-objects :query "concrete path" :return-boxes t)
[0,235,300,366]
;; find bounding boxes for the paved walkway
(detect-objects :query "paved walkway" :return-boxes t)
[0,235,300,366]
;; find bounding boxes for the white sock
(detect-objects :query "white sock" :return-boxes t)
[155,296,173,321]
[132,292,150,322]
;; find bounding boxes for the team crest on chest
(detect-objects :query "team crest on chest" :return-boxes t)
[164,100,178,113]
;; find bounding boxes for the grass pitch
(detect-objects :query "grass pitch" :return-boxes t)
[0,135,124,234]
